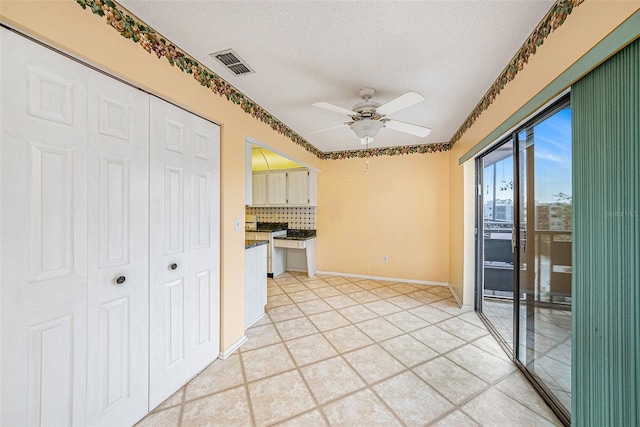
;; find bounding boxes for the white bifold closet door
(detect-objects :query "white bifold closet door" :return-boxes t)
[148,96,220,409]
[1,28,90,427]
[1,29,150,426]
[85,71,150,426]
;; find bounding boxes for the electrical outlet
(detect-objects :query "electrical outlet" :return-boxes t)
[383,255,388,262]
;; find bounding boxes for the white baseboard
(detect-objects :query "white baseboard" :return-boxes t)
[315,270,449,287]
[218,335,247,360]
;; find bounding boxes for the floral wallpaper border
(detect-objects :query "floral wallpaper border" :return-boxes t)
[76,0,582,159]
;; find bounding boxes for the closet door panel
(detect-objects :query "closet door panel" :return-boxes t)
[149,96,192,409]
[0,29,89,427]
[86,72,150,426]
[188,114,220,372]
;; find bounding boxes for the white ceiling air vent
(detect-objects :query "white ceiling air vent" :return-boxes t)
[210,49,255,76]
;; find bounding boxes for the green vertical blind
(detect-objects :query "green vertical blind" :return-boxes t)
[572,37,639,426]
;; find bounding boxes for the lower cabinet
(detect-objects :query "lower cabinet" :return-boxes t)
[245,244,268,328]
[0,29,220,426]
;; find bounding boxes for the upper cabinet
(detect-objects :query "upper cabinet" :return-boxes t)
[250,169,316,207]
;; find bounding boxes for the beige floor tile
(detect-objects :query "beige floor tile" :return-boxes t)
[342,344,405,384]
[334,283,364,294]
[431,410,481,427]
[300,356,366,404]
[388,282,420,294]
[184,354,244,400]
[313,286,343,298]
[462,388,560,426]
[413,356,488,405]
[275,317,319,341]
[324,294,359,309]
[181,386,252,427]
[445,344,515,383]
[431,298,470,315]
[308,310,350,332]
[379,334,438,367]
[273,410,328,427]
[354,279,385,290]
[337,305,378,323]
[386,294,424,310]
[495,371,561,422]
[369,287,403,299]
[323,325,374,353]
[279,283,308,293]
[268,286,285,297]
[437,316,489,341]
[285,333,338,366]
[251,313,272,327]
[364,299,404,316]
[276,277,303,287]
[356,317,404,342]
[470,334,511,361]
[288,289,319,303]
[135,406,181,427]
[410,325,466,354]
[384,311,430,332]
[296,298,333,315]
[373,371,454,426]
[241,343,296,381]
[322,388,402,427]
[267,304,305,322]
[408,305,452,323]
[153,388,184,411]
[408,290,445,304]
[457,310,486,328]
[348,290,382,304]
[267,294,294,308]
[243,323,282,351]
[302,279,330,288]
[248,370,316,427]
[324,276,351,286]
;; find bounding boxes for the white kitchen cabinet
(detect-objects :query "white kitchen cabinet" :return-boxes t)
[245,243,267,328]
[268,171,288,205]
[250,169,316,207]
[252,172,268,206]
[246,230,286,276]
[288,169,316,205]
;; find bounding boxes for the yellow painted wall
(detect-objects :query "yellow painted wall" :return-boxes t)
[0,0,322,350]
[317,151,450,283]
[448,0,640,301]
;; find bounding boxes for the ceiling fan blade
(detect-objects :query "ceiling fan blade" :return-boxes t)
[376,92,425,116]
[313,102,357,117]
[384,119,432,137]
[309,122,349,135]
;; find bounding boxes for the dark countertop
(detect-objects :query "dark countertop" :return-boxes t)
[245,239,268,249]
[251,222,289,232]
[274,229,317,241]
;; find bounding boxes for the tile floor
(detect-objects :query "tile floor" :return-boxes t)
[137,272,561,427]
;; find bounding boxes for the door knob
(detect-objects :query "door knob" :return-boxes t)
[170,263,178,270]
[115,275,126,285]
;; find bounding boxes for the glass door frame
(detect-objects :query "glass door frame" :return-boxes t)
[474,94,571,426]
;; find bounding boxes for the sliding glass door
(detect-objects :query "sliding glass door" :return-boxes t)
[476,95,572,423]
[479,140,515,349]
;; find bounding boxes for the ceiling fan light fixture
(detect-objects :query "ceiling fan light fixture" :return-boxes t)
[350,119,384,142]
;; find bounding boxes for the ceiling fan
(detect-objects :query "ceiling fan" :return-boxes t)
[311,87,432,145]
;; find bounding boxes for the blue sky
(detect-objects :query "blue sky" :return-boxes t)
[484,106,572,204]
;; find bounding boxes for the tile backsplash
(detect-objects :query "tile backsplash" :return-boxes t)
[246,206,316,230]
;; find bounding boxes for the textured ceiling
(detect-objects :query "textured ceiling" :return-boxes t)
[119,0,555,153]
